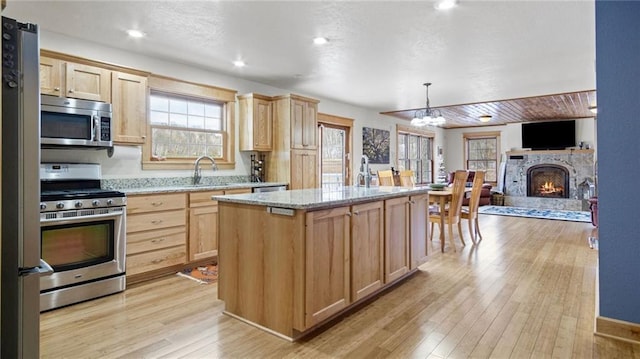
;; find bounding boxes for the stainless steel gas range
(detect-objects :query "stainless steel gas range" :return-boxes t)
[39,163,126,311]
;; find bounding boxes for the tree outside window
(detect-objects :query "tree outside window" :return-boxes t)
[397,125,434,184]
[464,132,500,183]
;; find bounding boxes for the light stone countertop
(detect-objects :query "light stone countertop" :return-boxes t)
[122,182,288,195]
[213,185,430,210]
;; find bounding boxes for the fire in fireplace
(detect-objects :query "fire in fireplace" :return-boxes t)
[527,164,570,198]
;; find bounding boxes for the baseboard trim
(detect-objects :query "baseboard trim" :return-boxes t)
[595,316,640,345]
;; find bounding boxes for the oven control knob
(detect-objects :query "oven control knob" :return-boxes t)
[40,203,47,210]
[92,200,100,207]
[106,199,113,205]
[56,202,64,209]
[75,201,83,208]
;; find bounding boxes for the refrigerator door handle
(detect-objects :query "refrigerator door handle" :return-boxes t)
[37,259,54,276]
[18,259,54,277]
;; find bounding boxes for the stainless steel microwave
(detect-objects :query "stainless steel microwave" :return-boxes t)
[40,95,113,148]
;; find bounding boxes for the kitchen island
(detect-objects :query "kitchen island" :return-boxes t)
[214,186,430,340]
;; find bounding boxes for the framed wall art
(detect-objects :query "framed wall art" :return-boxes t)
[362,127,390,164]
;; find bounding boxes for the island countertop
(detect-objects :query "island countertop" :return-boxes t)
[212,185,430,210]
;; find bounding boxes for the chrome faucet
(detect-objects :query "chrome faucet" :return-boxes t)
[357,154,372,188]
[193,155,218,185]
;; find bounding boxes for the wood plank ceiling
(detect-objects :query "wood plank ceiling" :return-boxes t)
[380,90,597,129]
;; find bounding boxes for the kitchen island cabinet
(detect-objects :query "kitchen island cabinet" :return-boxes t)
[215,186,430,340]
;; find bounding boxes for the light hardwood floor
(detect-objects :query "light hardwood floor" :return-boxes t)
[40,214,640,358]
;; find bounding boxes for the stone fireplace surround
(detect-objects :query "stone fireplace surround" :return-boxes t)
[504,149,595,211]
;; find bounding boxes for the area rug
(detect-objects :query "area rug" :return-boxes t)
[176,264,218,284]
[478,205,591,223]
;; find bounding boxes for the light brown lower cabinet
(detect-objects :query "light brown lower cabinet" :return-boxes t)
[384,197,411,283]
[350,201,384,302]
[188,188,251,262]
[219,195,426,340]
[126,193,187,281]
[409,193,429,268]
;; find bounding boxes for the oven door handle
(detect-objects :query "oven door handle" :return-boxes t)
[40,210,124,225]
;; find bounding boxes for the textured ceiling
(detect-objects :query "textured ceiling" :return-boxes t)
[3,1,596,127]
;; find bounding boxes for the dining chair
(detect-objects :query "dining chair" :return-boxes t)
[429,170,468,252]
[460,170,485,244]
[378,170,394,186]
[399,170,415,187]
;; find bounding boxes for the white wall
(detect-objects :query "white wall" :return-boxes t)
[442,118,596,174]
[39,31,415,182]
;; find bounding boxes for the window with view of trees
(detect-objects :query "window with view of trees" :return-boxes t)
[464,132,500,183]
[149,92,224,159]
[142,76,236,170]
[397,125,434,184]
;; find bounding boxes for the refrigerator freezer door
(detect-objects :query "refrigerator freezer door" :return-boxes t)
[18,272,41,359]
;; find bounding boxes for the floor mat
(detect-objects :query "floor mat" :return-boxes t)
[176,264,218,284]
[478,205,591,223]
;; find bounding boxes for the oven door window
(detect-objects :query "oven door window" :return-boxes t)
[41,220,115,272]
[41,111,93,140]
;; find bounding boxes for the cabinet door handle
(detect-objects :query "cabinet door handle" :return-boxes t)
[409,200,416,204]
[53,87,60,91]
[151,201,163,206]
[151,219,163,225]
[68,89,74,93]
[353,210,360,215]
[151,258,164,264]
[151,238,165,243]
[345,212,352,217]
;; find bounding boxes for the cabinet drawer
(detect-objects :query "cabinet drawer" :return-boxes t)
[127,193,187,214]
[189,190,223,208]
[127,227,186,255]
[126,245,186,276]
[127,209,186,233]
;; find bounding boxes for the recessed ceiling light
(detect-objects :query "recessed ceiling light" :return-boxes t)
[313,37,328,45]
[126,29,145,38]
[434,0,458,11]
[233,60,246,68]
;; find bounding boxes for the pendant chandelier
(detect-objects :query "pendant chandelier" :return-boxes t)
[411,82,445,126]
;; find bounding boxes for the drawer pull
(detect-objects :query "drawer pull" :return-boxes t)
[151,238,165,243]
[151,219,163,225]
[151,201,163,206]
[151,259,164,264]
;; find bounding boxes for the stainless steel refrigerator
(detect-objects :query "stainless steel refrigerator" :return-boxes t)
[1,16,51,358]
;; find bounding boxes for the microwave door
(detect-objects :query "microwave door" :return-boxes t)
[40,106,96,146]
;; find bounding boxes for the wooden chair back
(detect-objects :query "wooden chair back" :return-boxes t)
[399,170,415,187]
[378,170,394,186]
[448,170,469,222]
[467,170,486,215]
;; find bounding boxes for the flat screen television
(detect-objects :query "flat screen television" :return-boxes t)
[521,120,576,150]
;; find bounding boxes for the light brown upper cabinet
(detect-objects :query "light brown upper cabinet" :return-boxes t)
[267,94,320,189]
[39,56,63,97]
[290,97,318,150]
[112,71,148,144]
[238,93,273,151]
[40,55,111,102]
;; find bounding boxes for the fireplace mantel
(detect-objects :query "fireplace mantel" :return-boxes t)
[507,149,594,156]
